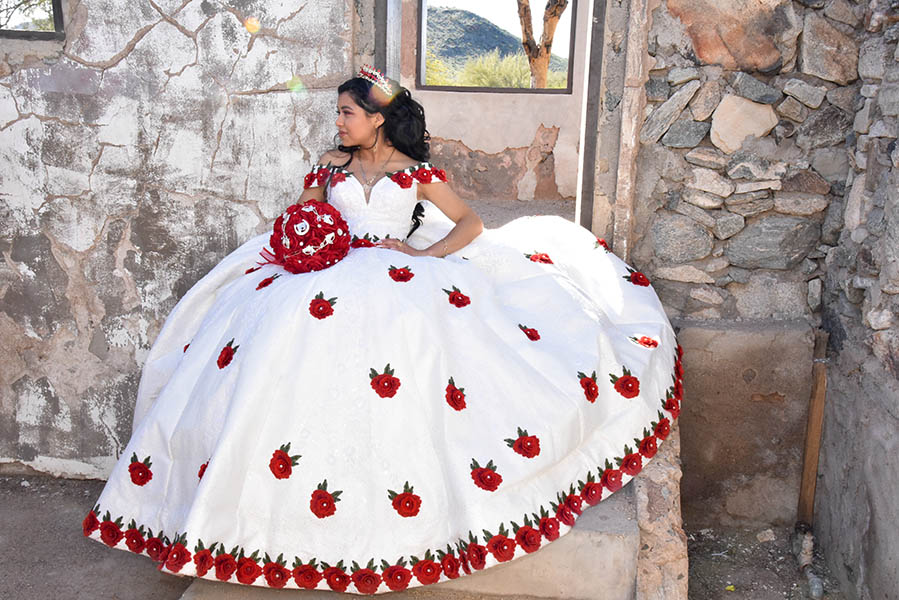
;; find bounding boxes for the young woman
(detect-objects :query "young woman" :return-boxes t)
[83,66,683,594]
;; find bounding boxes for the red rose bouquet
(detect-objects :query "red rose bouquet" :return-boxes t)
[260,200,351,273]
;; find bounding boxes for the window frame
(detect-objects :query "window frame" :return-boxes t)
[0,0,65,41]
[416,0,578,95]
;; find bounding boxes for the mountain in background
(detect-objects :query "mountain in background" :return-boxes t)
[426,7,569,73]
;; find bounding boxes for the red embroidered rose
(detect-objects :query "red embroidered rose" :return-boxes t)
[214,553,238,581]
[639,435,658,458]
[388,265,415,282]
[82,510,99,536]
[677,343,684,359]
[578,371,598,403]
[99,519,124,547]
[610,367,640,399]
[183,343,190,352]
[519,324,540,341]
[673,378,684,401]
[309,292,336,320]
[390,171,413,188]
[245,266,261,274]
[556,503,575,526]
[665,396,681,420]
[433,168,447,182]
[620,452,643,476]
[263,562,291,588]
[674,358,684,380]
[506,427,540,458]
[440,554,461,579]
[595,237,610,251]
[303,171,316,189]
[486,533,516,562]
[316,169,330,186]
[310,480,341,518]
[390,488,422,518]
[458,550,471,574]
[293,564,323,589]
[256,274,280,290]
[636,336,658,348]
[351,236,377,248]
[470,458,502,491]
[515,525,542,553]
[198,461,208,480]
[217,339,238,368]
[370,364,401,398]
[351,567,382,594]
[145,537,166,562]
[323,566,350,592]
[165,543,191,573]
[601,467,623,492]
[194,548,214,577]
[445,377,466,411]
[124,527,145,553]
[581,481,603,505]
[411,558,441,585]
[539,516,560,541]
[628,271,650,286]
[527,252,553,264]
[236,557,262,584]
[443,285,470,307]
[467,543,488,570]
[412,167,433,184]
[128,453,153,486]
[330,171,347,187]
[383,564,412,591]
[564,492,584,515]
[655,417,671,440]
[269,442,301,479]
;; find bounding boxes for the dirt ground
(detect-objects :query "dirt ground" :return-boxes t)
[685,524,846,600]
[0,473,848,600]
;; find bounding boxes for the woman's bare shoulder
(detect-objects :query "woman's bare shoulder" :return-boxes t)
[317,148,351,166]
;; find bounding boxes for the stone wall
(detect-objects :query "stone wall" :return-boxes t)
[0,0,374,476]
[814,2,899,597]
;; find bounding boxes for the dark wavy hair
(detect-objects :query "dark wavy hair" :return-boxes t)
[327,76,430,237]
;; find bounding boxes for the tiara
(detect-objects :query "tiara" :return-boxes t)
[358,64,393,96]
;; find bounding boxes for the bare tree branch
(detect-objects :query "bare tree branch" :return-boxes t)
[515,0,569,88]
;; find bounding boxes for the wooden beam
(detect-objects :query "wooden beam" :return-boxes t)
[797,329,829,526]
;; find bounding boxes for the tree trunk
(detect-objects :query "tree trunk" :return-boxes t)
[516,0,569,88]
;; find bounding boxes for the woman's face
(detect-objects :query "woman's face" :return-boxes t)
[336,92,383,147]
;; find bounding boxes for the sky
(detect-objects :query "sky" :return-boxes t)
[430,0,572,59]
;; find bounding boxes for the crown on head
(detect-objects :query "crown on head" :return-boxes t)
[358,64,393,96]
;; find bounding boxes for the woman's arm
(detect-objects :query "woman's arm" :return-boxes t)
[380,180,484,258]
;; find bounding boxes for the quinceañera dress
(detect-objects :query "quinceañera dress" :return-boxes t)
[84,161,684,594]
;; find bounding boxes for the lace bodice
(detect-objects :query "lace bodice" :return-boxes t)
[304,162,447,242]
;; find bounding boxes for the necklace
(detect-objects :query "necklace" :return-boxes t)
[357,147,395,191]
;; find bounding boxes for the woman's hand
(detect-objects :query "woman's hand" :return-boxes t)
[377,238,425,256]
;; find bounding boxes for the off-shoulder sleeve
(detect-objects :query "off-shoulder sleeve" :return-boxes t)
[303,164,330,189]
[410,162,448,184]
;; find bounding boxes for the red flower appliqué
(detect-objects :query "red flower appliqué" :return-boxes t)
[383,563,413,591]
[623,266,650,286]
[638,433,658,458]
[165,541,192,573]
[443,285,470,307]
[515,523,542,553]
[601,461,623,492]
[82,509,100,536]
[390,171,413,188]
[595,237,610,251]
[194,547,214,577]
[610,366,640,399]
[351,563,382,594]
[145,536,167,562]
[467,541,488,570]
[330,171,347,187]
[433,168,448,182]
[197,461,208,480]
[619,449,643,477]
[654,416,671,440]
[217,339,238,369]
[128,453,153,486]
[388,265,414,282]
[440,552,461,579]
[270,442,301,479]
[323,565,350,592]
[526,252,553,264]
[505,427,540,458]
[470,458,502,491]
[351,233,379,248]
[255,273,281,290]
[519,323,540,341]
[263,561,291,589]
[631,335,659,348]
[303,170,316,189]
[310,480,342,518]
[124,526,146,553]
[664,394,681,420]
[580,479,604,506]
[412,167,433,184]
[445,377,466,411]
[309,292,337,319]
[411,554,441,585]
[538,514,561,541]
[578,370,599,403]
[245,265,261,274]
[236,556,262,584]
[214,553,238,581]
[370,363,401,398]
[99,517,124,547]
[293,561,323,589]
[485,527,516,562]
[388,481,422,517]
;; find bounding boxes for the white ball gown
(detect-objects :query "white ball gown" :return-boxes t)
[83,161,684,594]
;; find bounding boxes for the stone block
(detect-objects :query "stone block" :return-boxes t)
[776,96,808,122]
[825,85,859,113]
[807,277,822,309]
[783,78,827,108]
[674,200,718,227]
[726,196,775,218]
[651,214,714,263]
[800,13,859,85]
[667,67,700,86]
[678,321,814,527]
[714,212,745,240]
[640,80,702,144]
[868,118,898,138]
[726,152,787,180]
[731,72,782,104]
[724,215,820,269]
[684,147,728,169]
[796,105,853,151]
[823,0,861,26]
[654,265,715,284]
[682,189,724,209]
[811,147,850,183]
[686,167,735,197]
[689,80,723,122]
[854,98,874,134]
[646,77,670,102]
[734,180,781,193]
[858,37,889,80]
[710,95,778,154]
[661,120,711,148]
[773,192,829,216]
